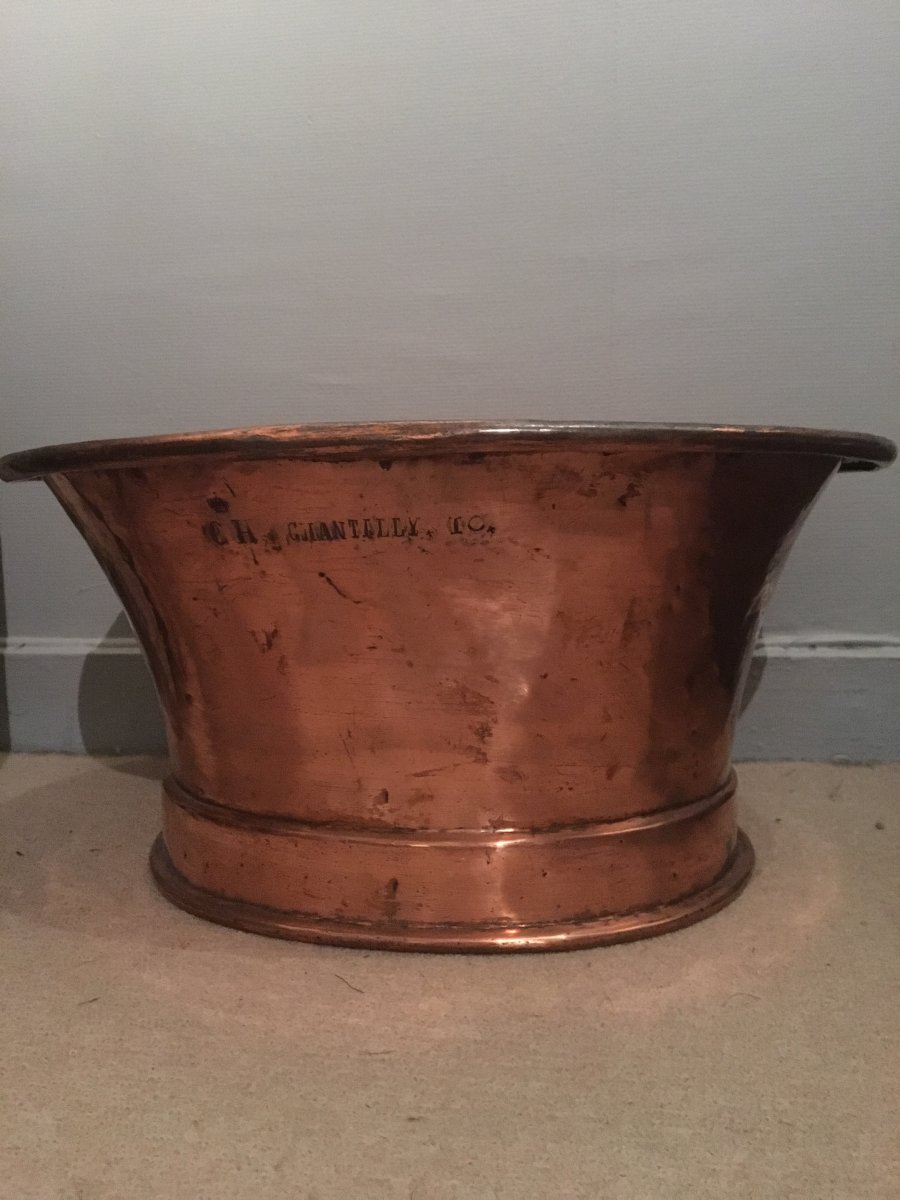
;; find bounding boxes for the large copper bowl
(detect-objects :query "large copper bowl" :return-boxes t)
[2,423,894,951]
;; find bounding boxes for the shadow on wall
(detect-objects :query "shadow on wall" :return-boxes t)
[0,533,9,753]
[78,611,167,758]
[739,648,768,717]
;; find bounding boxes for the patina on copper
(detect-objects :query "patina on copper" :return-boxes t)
[2,422,894,951]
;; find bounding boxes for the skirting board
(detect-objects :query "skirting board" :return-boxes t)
[0,634,897,760]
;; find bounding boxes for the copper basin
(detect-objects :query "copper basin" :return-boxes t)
[2,422,895,951]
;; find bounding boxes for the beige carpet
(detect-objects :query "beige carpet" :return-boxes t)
[1,755,897,1200]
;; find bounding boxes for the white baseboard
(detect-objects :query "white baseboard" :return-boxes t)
[1,636,144,658]
[1,633,897,760]
[755,633,900,659]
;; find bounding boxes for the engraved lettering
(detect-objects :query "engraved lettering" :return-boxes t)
[203,521,229,546]
[231,519,257,545]
[449,515,490,535]
[202,512,480,548]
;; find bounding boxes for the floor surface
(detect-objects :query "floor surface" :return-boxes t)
[1,756,897,1199]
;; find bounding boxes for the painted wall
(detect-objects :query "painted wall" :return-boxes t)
[1,2,897,755]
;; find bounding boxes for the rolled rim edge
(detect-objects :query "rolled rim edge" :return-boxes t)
[0,420,895,481]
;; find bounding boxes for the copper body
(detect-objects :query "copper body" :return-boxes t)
[2,423,894,951]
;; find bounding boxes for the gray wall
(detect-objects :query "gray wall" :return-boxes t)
[1,1,898,756]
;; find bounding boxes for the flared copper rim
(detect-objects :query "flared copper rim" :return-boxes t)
[0,421,895,480]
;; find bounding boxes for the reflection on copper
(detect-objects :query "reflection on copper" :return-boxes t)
[1,422,894,951]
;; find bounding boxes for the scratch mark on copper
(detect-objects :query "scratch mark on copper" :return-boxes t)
[318,571,362,604]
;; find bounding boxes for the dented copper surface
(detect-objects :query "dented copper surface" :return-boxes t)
[2,422,895,951]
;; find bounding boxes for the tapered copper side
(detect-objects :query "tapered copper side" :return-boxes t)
[2,423,893,950]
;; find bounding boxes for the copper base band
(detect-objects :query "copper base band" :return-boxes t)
[150,830,753,951]
[150,769,754,951]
